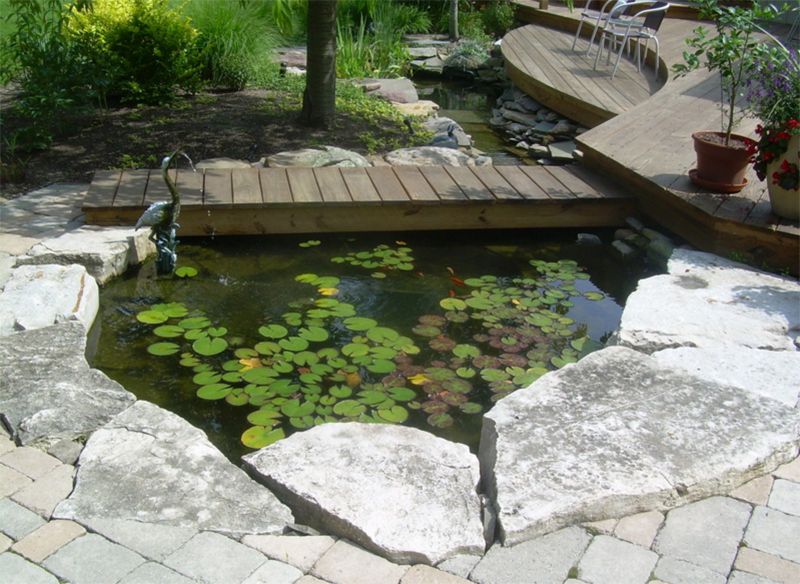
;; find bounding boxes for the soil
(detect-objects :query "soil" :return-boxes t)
[0,87,414,199]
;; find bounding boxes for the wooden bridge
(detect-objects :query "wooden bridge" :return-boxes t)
[82,165,635,235]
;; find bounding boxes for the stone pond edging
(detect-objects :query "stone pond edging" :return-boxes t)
[0,188,799,568]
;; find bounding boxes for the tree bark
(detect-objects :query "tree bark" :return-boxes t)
[301,0,338,129]
[449,0,459,41]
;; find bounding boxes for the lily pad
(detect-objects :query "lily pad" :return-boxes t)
[147,342,181,356]
[378,405,408,423]
[192,337,228,356]
[137,310,168,324]
[333,400,366,417]
[344,317,378,331]
[196,383,232,400]
[367,359,396,374]
[259,324,289,339]
[175,266,198,278]
[298,326,329,343]
[439,298,466,311]
[153,325,184,338]
[427,413,454,428]
[241,426,285,449]
[247,409,282,426]
[279,336,309,352]
[179,317,211,330]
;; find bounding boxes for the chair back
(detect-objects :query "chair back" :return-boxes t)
[608,0,632,17]
[642,2,669,31]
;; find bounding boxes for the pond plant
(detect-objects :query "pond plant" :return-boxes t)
[135,242,607,449]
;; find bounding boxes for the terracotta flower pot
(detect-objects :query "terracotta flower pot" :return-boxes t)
[766,133,800,221]
[690,131,755,193]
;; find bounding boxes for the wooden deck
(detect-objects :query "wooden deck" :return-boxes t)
[510,2,799,273]
[83,165,636,235]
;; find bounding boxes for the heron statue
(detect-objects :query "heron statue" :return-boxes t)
[135,149,187,274]
[428,123,459,149]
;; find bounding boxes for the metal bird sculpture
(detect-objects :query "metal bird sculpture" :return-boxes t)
[135,150,185,274]
[428,123,459,149]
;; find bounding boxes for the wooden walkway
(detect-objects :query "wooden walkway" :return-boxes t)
[509,1,799,273]
[83,165,636,235]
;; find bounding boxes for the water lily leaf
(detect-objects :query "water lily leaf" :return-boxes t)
[412,324,441,337]
[424,367,456,381]
[314,276,340,288]
[153,325,184,338]
[344,317,378,332]
[358,390,388,405]
[442,378,472,393]
[196,383,232,400]
[184,328,208,341]
[525,314,554,327]
[299,372,322,385]
[179,317,211,330]
[273,361,294,373]
[388,387,416,401]
[408,373,430,385]
[270,379,297,396]
[460,402,483,414]
[295,273,319,283]
[180,356,201,367]
[333,399,366,417]
[330,385,352,399]
[419,314,447,326]
[147,342,180,356]
[453,344,480,358]
[583,291,605,301]
[366,326,399,344]
[442,392,468,406]
[421,400,449,414]
[207,327,227,337]
[152,302,189,318]
[174,266,198,278]
[330,303,357,317]
[342,342,369,357]
[226,392,249,406]
[294,351,320,366]
[371,272,387,279]
[242,367,279,384]
[427,413,454,428]
[429,337,457,352]
[259,324,288,339]
[369,346,397,360]
[279,336,309,352]
[513,371,546,387]
[138,310,168,324]
[193,337,228,356]
[299,239,321,247]
[481,368,510,382]
[367,359,396,374]
[193,364,213,373]
[465,297,495,310]
[378,405,408,423]
[290,415,314,429]
[241,426,284,449]
[318,287,339,296]
[439,298,466,311]
[551,355,579,368]
[193,371,222,385]
[397,262,414,271]
[281,399,315,417]
[456,367,477,378]
[445,311,469,323]
[247,409,282,426]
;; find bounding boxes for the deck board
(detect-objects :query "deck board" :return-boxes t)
[259,168,293,204]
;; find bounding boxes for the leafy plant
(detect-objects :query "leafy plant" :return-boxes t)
[672,0,785,145]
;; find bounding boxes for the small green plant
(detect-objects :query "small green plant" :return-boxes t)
[672,0,784,145]
[112,153,158,170]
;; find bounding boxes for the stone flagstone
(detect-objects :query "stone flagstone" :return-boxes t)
[54,401,293,537]
[243,423,485,565]
[0,323,135,448]
[479,346,799,546]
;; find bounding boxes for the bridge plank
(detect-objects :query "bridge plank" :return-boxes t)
[175,169,204,206]
[114,170,150,208]
[203,169,233,207]
[314,168,353,204]
[340,167,381,203]
[232,167,263,205]
[259,168,293,203]
[392,166,440,203]
[84,171,121,209]
[445,167,495,201]
[470,167,523,201]
[288,167,323,203]
[492,166,550,200]
[368,167,410,202]
[417,166,467,202]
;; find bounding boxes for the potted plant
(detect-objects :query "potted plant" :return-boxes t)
[673,0,782,192]
[745,49,800,220]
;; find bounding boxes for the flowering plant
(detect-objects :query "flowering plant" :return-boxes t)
[746,49,800,191]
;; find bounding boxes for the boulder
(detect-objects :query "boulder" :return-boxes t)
[55,401,293,538]
[243,423,486,565]
[0,323,136,448]
[195,157,252,169]
[15,226,155,285]
[0,264,98,337]
[384,146,476,167]
[393,100,440,118]
[479,346,799,546]
[267,146,370,168]
[356,78,419,104]
[615,249,800,352]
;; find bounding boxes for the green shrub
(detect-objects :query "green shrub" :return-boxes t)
[185,0,280,90]
[480,0,516,37]
[66,0,203,105]
[0,0,94,150]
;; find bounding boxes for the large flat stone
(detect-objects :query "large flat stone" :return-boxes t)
[479,346,800,546]
[0,323,136,448]
[0,264,98,337]
[54,401,293,537]
[615,249,800,352]
[15,226,154,285]
[243,423,485,565]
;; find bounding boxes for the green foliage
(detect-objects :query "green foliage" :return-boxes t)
[672,0,784,143]
[335,4,411,79]
[477,0,516,38]
[0,0,95,150]
[445,36,491,70]
[185,0,280,90]
[66,0,203,105]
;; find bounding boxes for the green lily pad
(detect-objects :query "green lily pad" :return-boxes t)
[179,317,211,330]
[460,402,483,414]
[583,291,605,301]
[378,405,408,423]
[242,367,279,384]
[147,342,180,356]
[333,400,366,417]
[137,310,168,324]
[192,337,228,356]
[281,399,315,417]
[259,324,288,339]
[175,266,198,278]
[247,409,282,426]
[226,392,249,406]
[153,325,184,338]
[453,344,480,358]
[367,359,396,374]
[298,326,329,343]
[465,297,495,310]
[196,383,232,400]
[439,298,467,311]
[254,341,280,355]
[330,385,352,398]
[193,371,222,385]
[184,329,208,341]
[366,326,399,344]
[344,317,378,332]
[358,390,388,405]
[207,327,227,337]
[342,342,369,357]
[241,426,285,449]
[388,387,416,401]
[427,413,454,428]
[279,336,309,352]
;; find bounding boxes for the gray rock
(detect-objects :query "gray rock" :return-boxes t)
[54,401,293,537]
[479,346,799,546]
[385,147,476,167]
[195,157,252,169]
[0,323,135,447]
[548,140,577,162]
[15,226,154,285]
[616,249,800,352]
[0,264,98,337]
[267,146,370,168]
[652,346,800,408]
[500,109,539,126]
[611,240,637,258]
[243,423,485,565]
[357,78,419,104]
[0,251,14,289]
[516,95,543,112]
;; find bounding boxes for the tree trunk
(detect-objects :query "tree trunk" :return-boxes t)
[449,0,459,41]
[301,0,338,129]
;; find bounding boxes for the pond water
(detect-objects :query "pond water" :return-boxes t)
[91,229,657,461]
[414,78,522,165]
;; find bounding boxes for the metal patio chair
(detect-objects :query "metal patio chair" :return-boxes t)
[571,0,634,56]
[593,1,669,79]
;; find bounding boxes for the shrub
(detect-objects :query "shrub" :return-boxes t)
[66,0,203,105]
[185,0,280,90]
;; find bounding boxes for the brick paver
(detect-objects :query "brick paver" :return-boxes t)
[11,520,86,563]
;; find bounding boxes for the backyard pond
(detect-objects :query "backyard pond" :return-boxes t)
[90,228,658,461]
